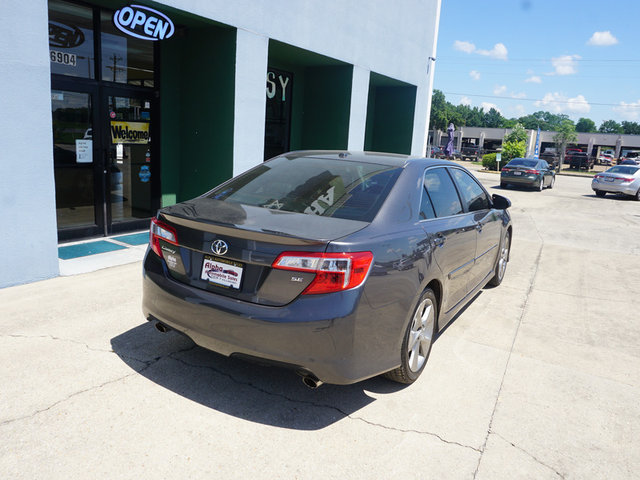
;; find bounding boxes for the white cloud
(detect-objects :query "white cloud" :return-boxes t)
[481,102,501,113]
[476,43,508,60]
[613,100,640,120]
[551,55,581,75]
[534,92,591,114]
[494,85,507,95]
[525,75,542,83]
[460,96,472,106]
[587,31,618,46]
[454,41,476,53]
[469,70,481,81]
[453,41,508,60]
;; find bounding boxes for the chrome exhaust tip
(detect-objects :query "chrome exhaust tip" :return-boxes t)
[155,322,170,333]
[301,374,323,389]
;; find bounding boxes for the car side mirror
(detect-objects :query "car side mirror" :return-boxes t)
[492,194,511,210]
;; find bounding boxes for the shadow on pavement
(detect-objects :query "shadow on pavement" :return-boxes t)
[111,322,406,430]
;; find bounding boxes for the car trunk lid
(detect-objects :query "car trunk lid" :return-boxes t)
[154,197,369,306]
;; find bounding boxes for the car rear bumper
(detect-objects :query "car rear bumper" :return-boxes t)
[501,174,541,186]
[142,250,396,384]
[591,181,637,196]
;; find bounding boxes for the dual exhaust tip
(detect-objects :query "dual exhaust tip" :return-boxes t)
[154,321,323,389]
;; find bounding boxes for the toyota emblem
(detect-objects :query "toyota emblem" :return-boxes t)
[211,239,228,256]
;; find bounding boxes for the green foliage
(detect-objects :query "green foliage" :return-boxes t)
[553,119,578,164]
[502,140,527,163]
[504,123,528,143]
[576,117,597,133]
[516,111,571,131]
[484,108,503,128]
[621,121,640,135]
[482,153,498,171]
[599,119,623,134]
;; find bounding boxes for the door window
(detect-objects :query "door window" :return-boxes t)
[48,0,95,79]
[101,11,155,86]
[449,168,490,212]
[108,96,153,223]
[423,168,463,218]
[52,90,96,228]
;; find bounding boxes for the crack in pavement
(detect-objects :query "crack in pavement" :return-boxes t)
[473,211,546,479]
[0,335,196,428]
[166,353,481,453]
[492,432,565,479]
[2,333,114,354]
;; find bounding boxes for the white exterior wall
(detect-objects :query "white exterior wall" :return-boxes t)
[347,66,370,151]
[233,30,269,176]
[0,0,59,287]
[158,0,442,163]
[0,0,441,287]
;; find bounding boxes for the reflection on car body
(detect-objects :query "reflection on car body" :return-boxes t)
[143,151,512,387]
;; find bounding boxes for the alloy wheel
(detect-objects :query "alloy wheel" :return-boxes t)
[407,297,435,372]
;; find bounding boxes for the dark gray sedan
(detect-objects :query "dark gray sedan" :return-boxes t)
[501,158,555,191]
[143,151,512,387]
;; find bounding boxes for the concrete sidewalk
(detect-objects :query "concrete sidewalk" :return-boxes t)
[1,171,639,479]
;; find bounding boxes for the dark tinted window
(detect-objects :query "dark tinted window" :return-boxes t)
[419,187,436,220]
[507,159,538,168]
[208,156,401,222]
[450,168,490,212]
[607,166,639,175]
[423,168,463,217]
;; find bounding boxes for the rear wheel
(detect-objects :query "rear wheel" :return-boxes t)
[548,176,555,189]
[488,230,510,287]
[635,188,640,201]
[384,289,437,384]
[538,179,544,191]
[595,190,606,198]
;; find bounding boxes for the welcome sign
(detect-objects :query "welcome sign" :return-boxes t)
[111,121,150,144]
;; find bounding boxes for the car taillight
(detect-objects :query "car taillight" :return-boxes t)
[272,251,374,295]
[595,175,603,179]
[501,167,510,172]
[618,177,634,183]
[150,217,178,257]
[524,169,540,174]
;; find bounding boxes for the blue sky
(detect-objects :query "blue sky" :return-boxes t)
[433,0,640,127]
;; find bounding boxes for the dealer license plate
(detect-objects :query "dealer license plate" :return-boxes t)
[605,178,614,182]
[514,171,522,175]
[200,256,243,289]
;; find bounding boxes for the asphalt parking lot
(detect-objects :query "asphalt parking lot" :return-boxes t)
[1,168,639,479]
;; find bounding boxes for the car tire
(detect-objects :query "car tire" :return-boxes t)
[488,230,510,287]
[595,190,606,198]
[538,179,544,191]
[548,176,555,189]
[636,188,640,201]
[384,289,437,384]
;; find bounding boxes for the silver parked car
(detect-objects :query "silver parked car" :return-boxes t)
[592,165,640,200]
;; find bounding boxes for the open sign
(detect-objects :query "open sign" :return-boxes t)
[113,5,175,41]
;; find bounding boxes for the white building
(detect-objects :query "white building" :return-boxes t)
[0,0,442,287]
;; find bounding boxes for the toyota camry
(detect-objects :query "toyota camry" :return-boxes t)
[142,151,512,387]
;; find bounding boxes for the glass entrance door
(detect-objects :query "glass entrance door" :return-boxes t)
[106,94,153,227]
[52,89,99,233]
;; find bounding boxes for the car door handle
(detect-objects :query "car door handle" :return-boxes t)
[433,234,446,247]
[475,223,483,232]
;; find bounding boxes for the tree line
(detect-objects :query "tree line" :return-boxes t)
[430,90,640,134]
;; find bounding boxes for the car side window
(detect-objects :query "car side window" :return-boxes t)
[419,186,436,220]
[449,168,490,212]
[423,168,463,217]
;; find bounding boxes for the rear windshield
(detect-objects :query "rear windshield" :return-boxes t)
[507,159,538,168]
[607,166,639,175]
[207,156,402,222]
